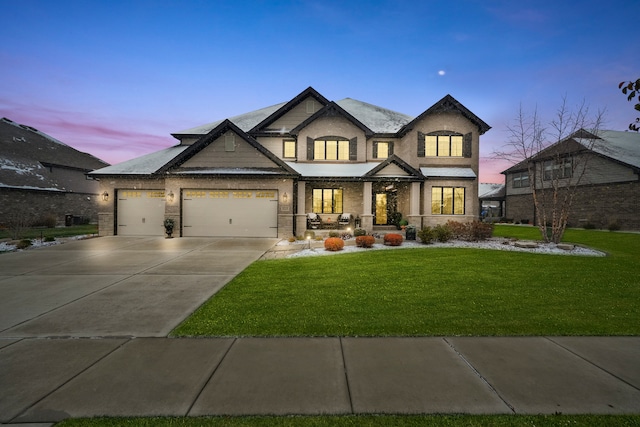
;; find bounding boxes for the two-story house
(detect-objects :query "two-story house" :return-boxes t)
[90,87,490,238]
[502,129,640,230]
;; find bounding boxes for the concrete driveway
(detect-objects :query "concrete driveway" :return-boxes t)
[0,236,277,338]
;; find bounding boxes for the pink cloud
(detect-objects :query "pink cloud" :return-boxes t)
[0,98,176,165]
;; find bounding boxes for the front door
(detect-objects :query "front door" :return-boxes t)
[373,191,398,225]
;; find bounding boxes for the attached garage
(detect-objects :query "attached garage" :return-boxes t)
[116,190,166,236]
[182,189,278,237]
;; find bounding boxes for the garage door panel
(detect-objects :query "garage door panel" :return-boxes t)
[182,190,277,237]
[117,190,165,236]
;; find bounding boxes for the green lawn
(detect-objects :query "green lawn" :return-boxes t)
[57,415,640,427]
[172,226,640,337]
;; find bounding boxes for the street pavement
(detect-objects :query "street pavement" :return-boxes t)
[0,237,639,424]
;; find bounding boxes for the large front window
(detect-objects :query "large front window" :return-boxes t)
[425,135,463,157]
[432,187,465,215]
[314,138,349,160]
[312,188,343,213]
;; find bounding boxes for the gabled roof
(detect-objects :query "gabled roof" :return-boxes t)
[160,119,299,176]
[290,101,374,137]
[88,145,188,176]
[399,94,491,136]
[364,154,423,178]
[502,129,640,174]
[249,87,330,134]
[575,130,640,170]
[1,117,109,191]
[335,98,413,134]
[172,102,287,137]
[479,183,505,199]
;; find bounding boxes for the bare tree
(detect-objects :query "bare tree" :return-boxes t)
[495,98,605,243]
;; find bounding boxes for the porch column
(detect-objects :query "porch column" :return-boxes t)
[361,181,373,231]
[295,181,308,234]
[408,181,422,228]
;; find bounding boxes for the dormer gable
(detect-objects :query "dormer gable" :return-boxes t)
[399,94,491,137]
[364,154,423,179]
[291,101,374,137]
[249,86,330,136]
[158,119,298,175]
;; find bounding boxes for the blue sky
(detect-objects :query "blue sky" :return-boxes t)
[1,0,638,182]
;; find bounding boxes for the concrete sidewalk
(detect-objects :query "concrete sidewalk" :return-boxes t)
[1,237,639,423]
[1,336,639,423]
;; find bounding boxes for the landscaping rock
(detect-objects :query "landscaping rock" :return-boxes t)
[513,241,539,249]
[556,243,575,251]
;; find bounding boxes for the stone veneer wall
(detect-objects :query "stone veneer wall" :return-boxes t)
[0,188,100,228]
[505,181,640,230]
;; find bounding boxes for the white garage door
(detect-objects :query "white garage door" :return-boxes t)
[116,190,166,236]
[182,189,278,237]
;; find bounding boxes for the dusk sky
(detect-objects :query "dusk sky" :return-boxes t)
[1,0,638,183]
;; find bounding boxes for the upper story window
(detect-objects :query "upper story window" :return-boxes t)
[307,136,357,161]
[543,158,572,180]
[283,139,296,158]
[314,137,349,160]
[512,171,530,188]
[373,141,394,159]
[425,134,463,157]
[418,131,471,158]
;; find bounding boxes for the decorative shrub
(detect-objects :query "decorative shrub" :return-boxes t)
[445,220,493,241]
[354,228,367,237]
[446,220,467,239]
[324,237,344,251]
[16,239,32,249]
[399,218,409,227]
[383,233,403,246]
[288,236,296,243]
[44,236,56,242]
[355,235,375,248]
[583,222,596,230]
[417,226,435,244]
[390,212,403,229]
[32,214,57,228]
[328,230,340,238]
[432,224,452,242]
[608,222,621,232]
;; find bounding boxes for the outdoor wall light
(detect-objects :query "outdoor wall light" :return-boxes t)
[167,190,175,203]
[102,191,109,202]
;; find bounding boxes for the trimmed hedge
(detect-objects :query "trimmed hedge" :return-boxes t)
[355,235,375,248]
[383,233,403,246]
[324,237,345,251]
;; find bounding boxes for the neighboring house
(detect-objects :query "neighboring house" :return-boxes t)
[502,129,640,230]
[479,183,505,220]
[90,87,490,238]
[0,117,109,228]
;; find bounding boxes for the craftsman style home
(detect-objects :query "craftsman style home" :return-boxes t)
[502,129,640,230]
[90,87,490,237]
